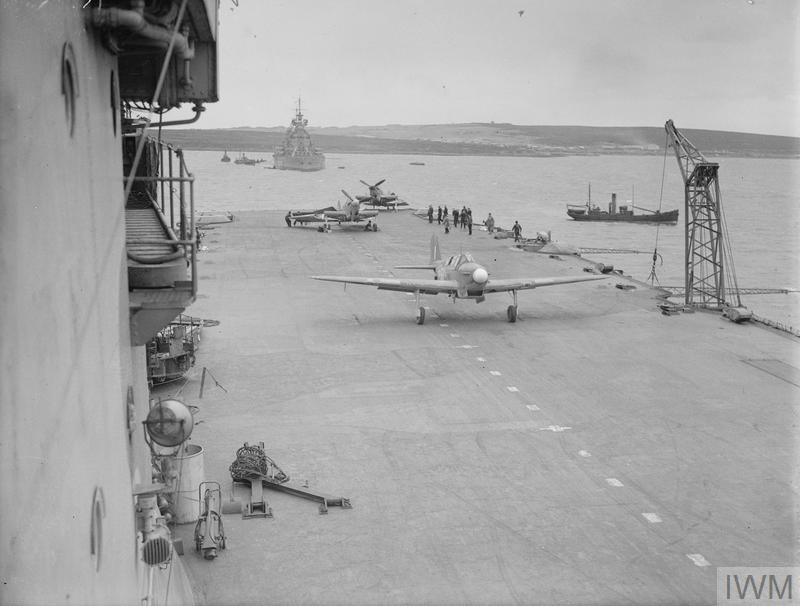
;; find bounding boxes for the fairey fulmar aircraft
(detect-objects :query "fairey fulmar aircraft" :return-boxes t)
[312,235,608,324]
[355,179,407,209]
[287,190,379,230]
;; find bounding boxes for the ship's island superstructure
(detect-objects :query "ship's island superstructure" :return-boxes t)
[1,2,220,604]
[273,99,326,171]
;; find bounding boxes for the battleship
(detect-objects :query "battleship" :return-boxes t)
[272,99,326,172]
[2,3,798,606]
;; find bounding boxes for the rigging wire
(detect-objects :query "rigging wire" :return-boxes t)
[718,189,742,307]
[647,134,670,286]
[123,0,189,204]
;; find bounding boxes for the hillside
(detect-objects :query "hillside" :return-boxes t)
[160,123,800,159]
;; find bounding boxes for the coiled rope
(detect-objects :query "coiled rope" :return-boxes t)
[229,443,289,484]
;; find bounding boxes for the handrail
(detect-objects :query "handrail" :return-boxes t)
[125,136,197,299]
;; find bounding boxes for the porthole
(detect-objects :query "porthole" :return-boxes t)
[61,43,78,138]
[90,487,105,572]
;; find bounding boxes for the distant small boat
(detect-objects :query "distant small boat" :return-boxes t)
[409,161,425,166]
[566,184,678,224]
[220,150,231,162]
[234,152,262,166]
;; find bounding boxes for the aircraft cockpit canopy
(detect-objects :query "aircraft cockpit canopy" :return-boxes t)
[450,253,475,267]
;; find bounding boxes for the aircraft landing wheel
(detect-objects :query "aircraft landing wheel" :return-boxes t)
[416,307,426,325]
[372,223,378,232]
[507,305,517,323]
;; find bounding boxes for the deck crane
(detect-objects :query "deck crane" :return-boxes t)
[664,119,751,321]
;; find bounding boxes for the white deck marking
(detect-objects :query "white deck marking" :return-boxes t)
[476,357,486,362]
[686,554,711,567]
[526,404,540,411]
[489,370,502,376]
[578,450,592,458]
[642,513,662,523]
[539,425,571,432]
[506,386,519,392]
[450,333,460,338]
[456,345,478,349]
[605,478,624,487]
[439,323,449,327]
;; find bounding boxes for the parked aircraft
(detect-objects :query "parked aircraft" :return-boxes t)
[312,235,608,324]
[356,179,407,209]
[287,191,379,230]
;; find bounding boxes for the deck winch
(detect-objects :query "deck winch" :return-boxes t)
[230,442,352,515]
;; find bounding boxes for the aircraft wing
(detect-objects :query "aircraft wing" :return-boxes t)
[312,276,460,295]
[323,210,379,221]
[290,212,325,223]
[288,206,336,223]
[394,264,438,270]
[482,275,607,293]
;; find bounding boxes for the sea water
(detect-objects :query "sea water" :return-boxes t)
[187,150,799,329]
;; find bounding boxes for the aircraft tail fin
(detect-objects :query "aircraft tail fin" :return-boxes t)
[394,235,441,272]
[430,235,441,263]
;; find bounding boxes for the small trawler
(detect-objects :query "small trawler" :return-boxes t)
[567,184,678,223]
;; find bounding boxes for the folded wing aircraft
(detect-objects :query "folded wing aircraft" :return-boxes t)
[286,206,337,225]
[287,191,379,230]
[355,179,407,209]
[312,235,607,324]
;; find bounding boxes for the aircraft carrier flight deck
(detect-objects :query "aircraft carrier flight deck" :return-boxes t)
[171,209,798,606]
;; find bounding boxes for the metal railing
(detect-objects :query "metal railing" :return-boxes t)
[123,134,197,298]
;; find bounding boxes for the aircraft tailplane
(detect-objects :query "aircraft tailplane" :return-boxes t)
[394,235,442,271]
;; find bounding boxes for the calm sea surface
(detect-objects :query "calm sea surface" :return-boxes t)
[186,150,799,329]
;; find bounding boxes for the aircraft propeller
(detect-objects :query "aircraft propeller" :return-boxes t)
[360,179,385,189]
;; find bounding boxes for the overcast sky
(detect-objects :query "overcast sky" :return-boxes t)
[185,0,799,136]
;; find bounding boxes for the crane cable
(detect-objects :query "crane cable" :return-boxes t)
[648,135,669,286]
[718,186,742,307]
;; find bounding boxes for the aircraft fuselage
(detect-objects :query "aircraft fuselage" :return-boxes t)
[436,255,489,300]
